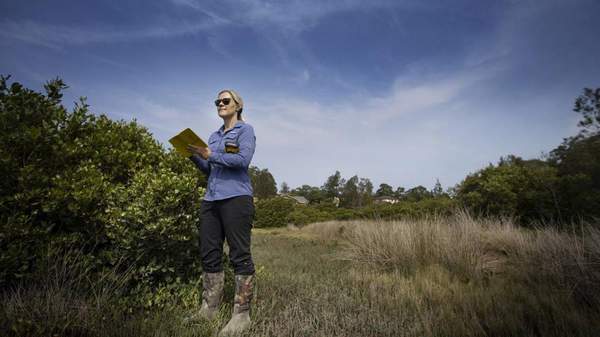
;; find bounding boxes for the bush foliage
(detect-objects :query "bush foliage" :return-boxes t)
[253,196,295,228]
[0,76,206,289]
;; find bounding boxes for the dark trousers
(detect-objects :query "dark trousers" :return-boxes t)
[199,195,255,275]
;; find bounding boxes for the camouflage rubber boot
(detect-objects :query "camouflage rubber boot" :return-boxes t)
[218,274,254,336]
[185,271,224,322]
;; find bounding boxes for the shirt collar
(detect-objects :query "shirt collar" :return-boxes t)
[219,120,244,135]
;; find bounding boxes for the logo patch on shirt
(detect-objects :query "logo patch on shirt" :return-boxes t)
[225,141,240,153]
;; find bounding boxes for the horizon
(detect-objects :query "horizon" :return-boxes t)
[2,0,599,191]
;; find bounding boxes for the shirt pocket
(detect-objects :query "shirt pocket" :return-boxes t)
[208,138,219,153]
[223,132,240,153]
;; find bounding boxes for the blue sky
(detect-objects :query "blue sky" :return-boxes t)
[2,0,599,191]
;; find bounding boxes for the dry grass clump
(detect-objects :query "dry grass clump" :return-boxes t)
[305,210,600,309]
[302,220,361,241]
[1,247,128,336]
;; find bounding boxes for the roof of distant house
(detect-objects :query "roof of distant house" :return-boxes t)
[373,195,397,201]
[281,194,309,204]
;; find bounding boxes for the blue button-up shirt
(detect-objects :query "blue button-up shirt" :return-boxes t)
[189,120,255,201]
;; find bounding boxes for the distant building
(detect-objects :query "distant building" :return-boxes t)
[373,195,399,204]
[280,194,309,205]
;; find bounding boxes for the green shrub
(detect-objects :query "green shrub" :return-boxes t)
[0,76,206,288]
[254,197,295,227]
[287,206,333,226]
[105,154,205,288]
[332,207,360,220]
[456,156,560,225]
[323,198,456,223]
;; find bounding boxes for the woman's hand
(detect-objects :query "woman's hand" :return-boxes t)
[187,144,211,160]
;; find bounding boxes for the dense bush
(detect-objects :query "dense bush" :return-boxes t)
[349,198,456,220]
[0,76,206,289]
[455,134,600,226]
[456,156,560,225]
[276,198,457,227]
[105,154,204,288]
[550,134,600,221]
[288,206,333,226]
[253,197,295,227]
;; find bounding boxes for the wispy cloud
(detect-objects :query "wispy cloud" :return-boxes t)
[0,19,220,49]
[357,65,501,126]
[171,0,402,34]
[2,0,402,50]
[242,63,504,188]
[171,0,232,25]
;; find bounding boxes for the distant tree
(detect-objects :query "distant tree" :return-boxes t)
[549,88,600,167]
[249,166,277,199]
[432,178,444,197]
[340,175,359,208]
[358,178,374,207]
[280,181,290,194]
[404,185,432,202]
[375,183,394,197]
[573,87,600,137]
[394,186,406,199]
[446,186,457,199]
[322,170,342,198]
[291,184,326,204]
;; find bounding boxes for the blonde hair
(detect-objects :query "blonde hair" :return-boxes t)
[218,89,244,121]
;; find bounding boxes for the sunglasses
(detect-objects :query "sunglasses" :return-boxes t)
[214,98,233,106]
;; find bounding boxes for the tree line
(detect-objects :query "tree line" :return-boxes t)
[251,88,600,225]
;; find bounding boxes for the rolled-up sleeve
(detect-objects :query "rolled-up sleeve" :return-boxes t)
[207,125,255,168]
[189,154,211,175]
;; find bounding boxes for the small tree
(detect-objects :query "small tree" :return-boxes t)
[291,184,326,204]
[249,166,277,199]
[280,181,290,194]
[340,175,359,208]
[574,87,600,137]
[375,183,394,197]
[394,186,406,199]
[322,170,342,198]
[432,178,445,198]
[404,185,432,202]
[358,178,373,207]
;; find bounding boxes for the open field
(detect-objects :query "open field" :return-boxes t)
[3,213,600,336]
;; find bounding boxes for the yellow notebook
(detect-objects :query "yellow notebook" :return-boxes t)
[169,128,208,157]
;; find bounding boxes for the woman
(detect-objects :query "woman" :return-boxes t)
[186,89,256,336]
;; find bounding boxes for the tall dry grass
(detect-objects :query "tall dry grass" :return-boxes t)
[304,210,600,309]
[0,245,216,337]
[251,215,600,336]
